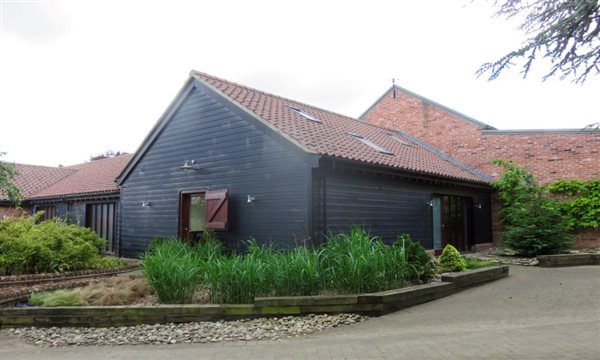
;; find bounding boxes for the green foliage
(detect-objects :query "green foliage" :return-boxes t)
[144,228,437,304]
[0,215,123,275]
[463,258,499,270]
[398,234,436,282]
[0,152,22,205]
[493,160,574,257]
[547,179,600,230]
[141,239,202,304]
[477,0,600,84]
[438,244,466,272]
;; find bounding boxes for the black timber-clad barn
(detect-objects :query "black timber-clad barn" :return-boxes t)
[116,71,494,257]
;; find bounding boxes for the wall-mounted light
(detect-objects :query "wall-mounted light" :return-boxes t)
[247,195,256,203]
[141,201,152,207]
[475,202,483,209]
[180,160,197,171]
[427,200,434,207]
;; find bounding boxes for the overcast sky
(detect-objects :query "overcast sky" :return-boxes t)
[1,0,599,167]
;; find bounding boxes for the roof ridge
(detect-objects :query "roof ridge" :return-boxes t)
[191,70,361,123]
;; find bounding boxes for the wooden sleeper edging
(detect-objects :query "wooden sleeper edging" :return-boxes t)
[537,253,600,267]
[0,265,509,328]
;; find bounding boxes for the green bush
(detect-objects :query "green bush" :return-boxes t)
[547,179,600,230]
[493,159,574,256]
[396,234,436,282]
[438,244,466,272]
[0,215,123,275]
[141,239,202,304]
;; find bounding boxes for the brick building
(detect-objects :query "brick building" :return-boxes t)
[361,85,600,248]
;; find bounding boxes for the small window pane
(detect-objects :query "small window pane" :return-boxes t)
[189,194,206,232]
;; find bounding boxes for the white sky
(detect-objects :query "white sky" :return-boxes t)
[1,0,599,167]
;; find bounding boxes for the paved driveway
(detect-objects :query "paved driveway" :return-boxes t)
[2,265,599,359]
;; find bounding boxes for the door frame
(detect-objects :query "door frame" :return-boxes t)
[432,194,474,252]
[179,189,208,241]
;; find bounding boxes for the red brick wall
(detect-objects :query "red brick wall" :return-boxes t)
[362,88,600,248]
[0,205,31,218]
[362,89,600,184]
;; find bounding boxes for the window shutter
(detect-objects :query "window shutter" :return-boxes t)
[205,189,228,231]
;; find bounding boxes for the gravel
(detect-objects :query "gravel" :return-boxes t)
[2,313,368,347]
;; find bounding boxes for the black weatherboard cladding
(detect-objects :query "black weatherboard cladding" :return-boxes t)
[118,82,314,257]
[312,162,492,248]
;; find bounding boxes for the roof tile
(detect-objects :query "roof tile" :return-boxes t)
[192,71,488,184]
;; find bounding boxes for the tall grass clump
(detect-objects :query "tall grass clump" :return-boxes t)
[141,238,202,304]
[322,227,407,294]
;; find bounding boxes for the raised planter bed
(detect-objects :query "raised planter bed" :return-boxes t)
[0,265,509,328]
[537,253,600,267]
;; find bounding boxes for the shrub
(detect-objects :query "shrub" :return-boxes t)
[493,159,574,256]
[439,244,466,272]
[141,239,202,304]
[0,215,124,275]
[396,234,436,282]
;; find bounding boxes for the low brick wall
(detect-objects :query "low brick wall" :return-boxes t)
[0,266,509,328]
[537,254,600,267]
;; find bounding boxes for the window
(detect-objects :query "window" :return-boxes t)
[180,189,228,241]
[288,106,321,123]
[86,202,116,253]
[348,133,394,155]
[37,206,56,221]
[390,135,412,147]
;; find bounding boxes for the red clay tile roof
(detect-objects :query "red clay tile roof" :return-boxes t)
[1,155,132,201]
[0,164,76,201]
[29,154,133,199]
[192,71,488,184]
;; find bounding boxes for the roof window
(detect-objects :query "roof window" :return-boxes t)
[348,133,393,155]
[390,135,412,147]
[289,106,321,123]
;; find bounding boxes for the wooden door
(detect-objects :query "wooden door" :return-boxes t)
[433,195,472,252]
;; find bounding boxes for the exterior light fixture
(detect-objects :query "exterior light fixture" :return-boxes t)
[141,201,152,207]
[247,195,256,203]
[427,200,434,207]
[475,202,483,209]
[180,160,197,171]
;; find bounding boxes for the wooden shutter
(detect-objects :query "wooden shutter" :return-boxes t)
[205,189,228,231]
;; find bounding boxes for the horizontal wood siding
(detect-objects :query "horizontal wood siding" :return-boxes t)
[317,166,492,249]
[119,85,312,257]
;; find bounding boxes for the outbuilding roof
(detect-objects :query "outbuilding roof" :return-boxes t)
[191,71,490,184]
[1,154,132,202]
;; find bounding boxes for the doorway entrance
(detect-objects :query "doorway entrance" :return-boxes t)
[432,195,472,252]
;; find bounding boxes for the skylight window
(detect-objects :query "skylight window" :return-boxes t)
[348,133,394,155]
[390,135,412,147]
[289,106,321,123]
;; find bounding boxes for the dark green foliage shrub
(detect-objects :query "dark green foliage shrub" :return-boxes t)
[141,239,202,304]
[397,234,436,282]
[547,179,600,230]
[0,215,123,275]
[438,244,466,272]
[493,159,574,256]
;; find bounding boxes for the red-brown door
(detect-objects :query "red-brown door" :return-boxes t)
[438,195,472,251]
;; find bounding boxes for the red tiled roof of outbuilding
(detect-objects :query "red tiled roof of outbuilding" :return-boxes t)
[192,71,488,184]
[30,154,133,199]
